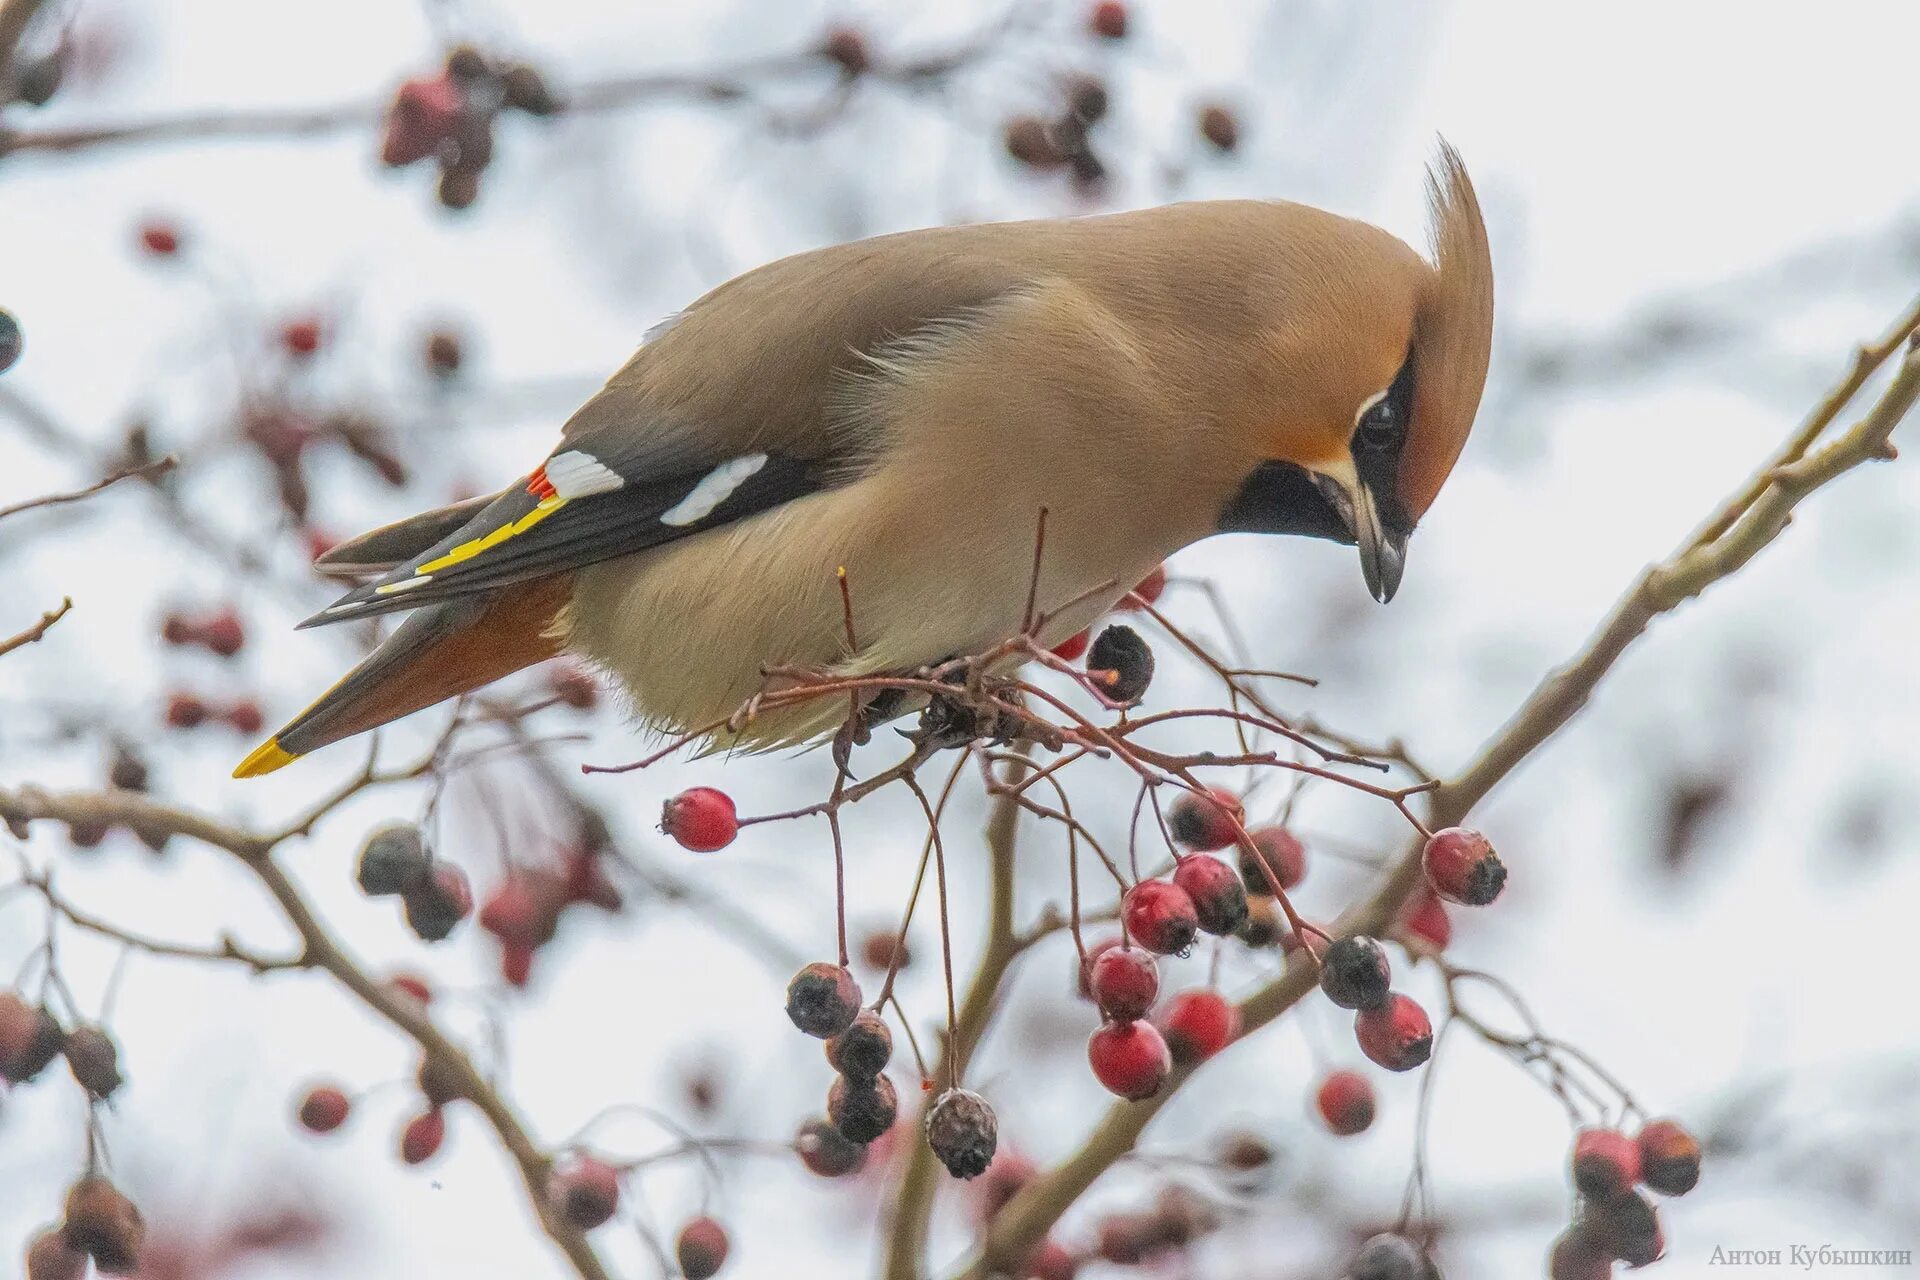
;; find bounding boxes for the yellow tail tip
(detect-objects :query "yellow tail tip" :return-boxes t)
[233,738,299,779]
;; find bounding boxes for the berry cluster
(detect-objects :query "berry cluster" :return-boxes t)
[380,46,561,210]
[26,1176,143,1278]
[1550,1121,1700,1275]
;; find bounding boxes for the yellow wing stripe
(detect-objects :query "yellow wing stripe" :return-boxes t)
[411,496,568,578]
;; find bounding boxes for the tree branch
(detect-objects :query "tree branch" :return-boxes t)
[960,303,1920,1277]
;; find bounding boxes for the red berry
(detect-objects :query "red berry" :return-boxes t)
[1049,629,1089,662]
[675,1216,730,1279]
[164,691,207,729]
[1075,935,1124,999]
[795,1116,867,1177]
[400,1106,446,1164]
[661,786,738,852]
[1173,855,1247,935]
[500,940,535,987]
[860,929,911,973]
[26,1226,87,1280]
[1240,826,1306,893]
[1087,1020,1171,1100]
[1637,1118,1701,1196]
[1572,1127,1642,1200]
[382,75,462,167]
[387,972,433,1006]
[1422,827,1506,906]
[1088,946,1159,1022]
[478,872,563,948]
[1354,993,1432,1072]
[1122,879,1198,955]
[1119,563,1166,609]
[548,1154,620,1229]
[298,1085,351,1133]
[1158,989,1237,1065]
[1314,1070,1375,1136]
[1549,1225,1614,1280]
[785,962,862,1038]
[821,26,869,76]
[281,317,323,358]
[161,612,195,645]
[224,699,265,736]
[137,220,180,257]
[1088,0,1128,39]
[547,662,599,709]
[1397,889,1452,951]
[198,608,245,657]
[1318,934,1391,1010]
[1166,787,1242,851]
[971,1150,1036,1226]
[1023,1238,1078,1280]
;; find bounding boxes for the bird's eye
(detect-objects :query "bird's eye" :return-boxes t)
[1355,399,1401,451]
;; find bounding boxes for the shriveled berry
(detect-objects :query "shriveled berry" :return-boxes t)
[1089,946,1158,1022]
[1197,103,1240,152]
[676,1216,730,1279]
[926,1088,999,1179]
[1166,787,1242,851]
[1354,993,1432,1072]
[356,823,429,896]
[1318,935,1391,1010]
[1549,1225,1614,1280]
[1049,628,1089,662]
[1122,879,1198,955]
[661,786,738,852]
[401,1106,446,1165]
[0,995,64,1084]
[1422,827,1506,906]
[1088,0,1128,39]
[62,1176,143,1273]
[1348,1232,1428,1280]
[825,1010,893,1080]
[1088,1020,1172,1100]
[796,1116,867,1177]
[1589,1190,1665,1267]
[785,962,861,1038]
[1240,826,1306,893]
[1572,1127,1642,1200]
[1174,856,1246,935]
[25,1226,86,1280]
[1159,989,1237,1065]
[1086,624,1153,705]
[1121,564,1167,609]
[298,1085,351,1134]
[548,1154,620,1229]
[1637,1118,1701,1196]
[402,862,472,942]
[1315,1069,1376,1136]
[1398,889,1453,951]
[62,1025,123,1099]
[827,1072,898,1144]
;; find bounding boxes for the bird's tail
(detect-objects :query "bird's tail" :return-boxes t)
[233,574,571,778]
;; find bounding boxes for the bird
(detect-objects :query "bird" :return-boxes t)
[234,144,1493,779]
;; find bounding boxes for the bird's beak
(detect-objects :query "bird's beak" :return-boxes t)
[1310,459,1407,603]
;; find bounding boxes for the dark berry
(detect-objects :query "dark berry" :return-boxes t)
[0,308,21,375]
[1173,856,1246,935]
[500,63,561,115]
[417,1054,464,1107]
[62,1025,122,1099]
[25,1226,86,1280]
[825,1010,893,1080]
[424,328,465,375]
[796,1116,867,1177]
[926,1088,998,1179]
[827,1072,898,1144]
[356,823,429,896]
[1354,993,1433,1072]
[1088,946,1158,1022]
[1087,1021,1171,1100]
[1122,879,1198,955]
[1589,1190,1665,1267]
[1637,1118,1701,1196]
[1318,935,1391,1010]
[1550,1225,1613,1280]
[1085,624,1154,705]
[548,1155,620,1229]
[298,1085,351,1134]
[1198,103,1240,152]
[61,1176,143,1273]
[0,994,64,1084]
[402,862,472,942]
[1166,787,1242,851]
[1348,1232,1428,1280]
[1572,1127,1641,1200]
[676,1216,730,1279]
[785,962,861,1038]
[1422,827,1506,906]
[1005,116,1065,169]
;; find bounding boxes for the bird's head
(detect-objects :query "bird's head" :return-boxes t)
[1216,145,1494,602]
